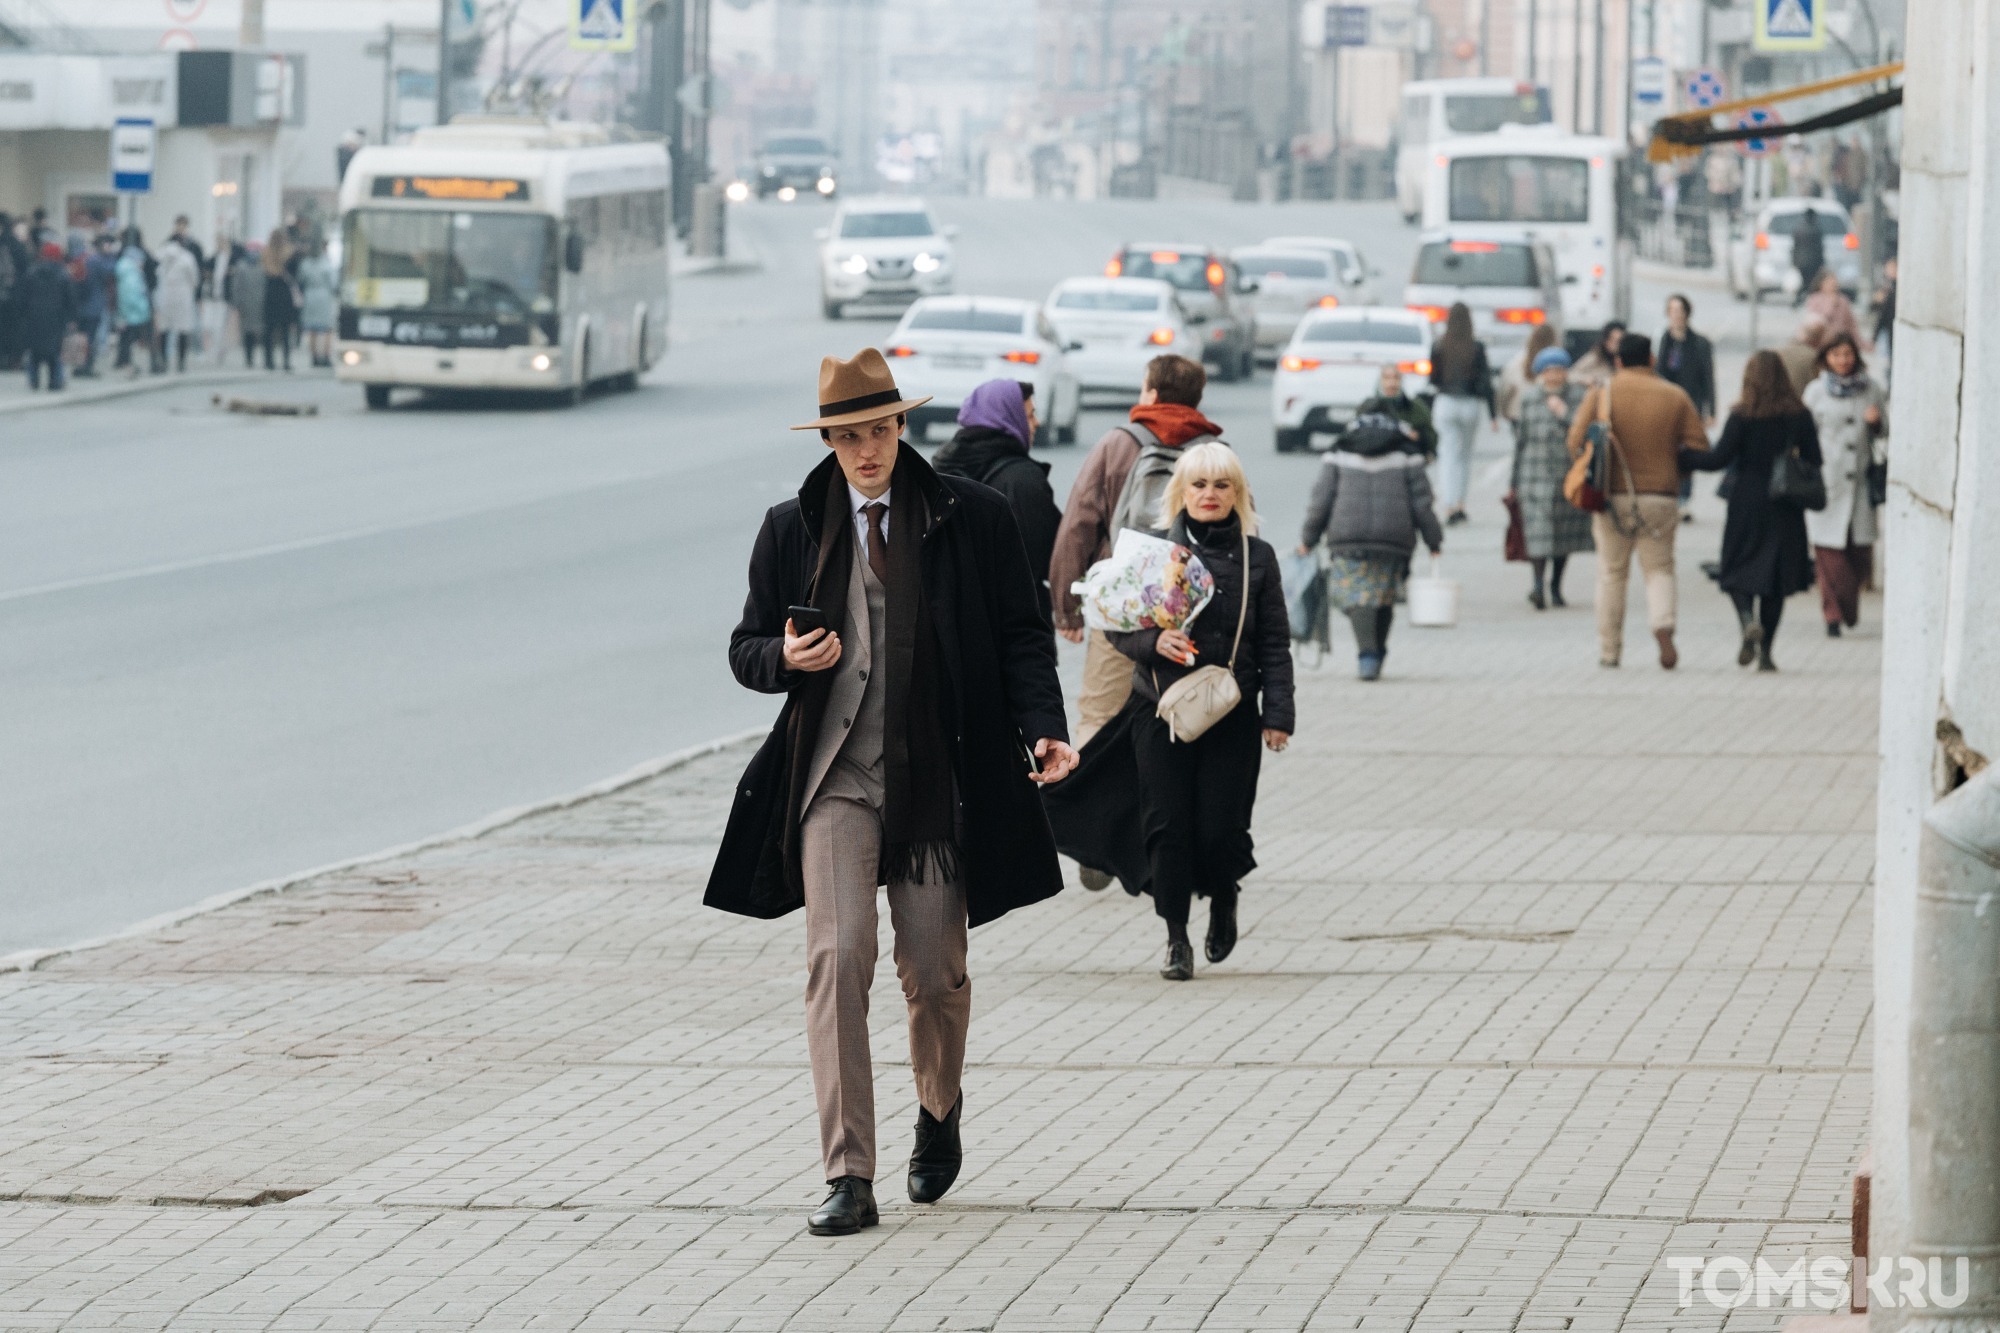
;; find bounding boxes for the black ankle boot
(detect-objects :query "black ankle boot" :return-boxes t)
[1205,893,1238,964]
[808,1176,878,1235]
[1161,929,1193,981]
[908,1094,963,1204]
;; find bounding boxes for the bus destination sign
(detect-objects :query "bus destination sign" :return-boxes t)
[371,176,530,202]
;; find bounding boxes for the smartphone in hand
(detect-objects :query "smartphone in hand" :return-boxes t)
[788,605,829,637]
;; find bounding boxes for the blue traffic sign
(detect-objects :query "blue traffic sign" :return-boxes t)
[1756,0,1824,52]
[110,117,154,194]
[1329,5,1370,46]
[1735,106,1783,157]
[1685,67,1726,109]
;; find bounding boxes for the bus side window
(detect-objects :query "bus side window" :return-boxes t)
[1402,94,1428,146]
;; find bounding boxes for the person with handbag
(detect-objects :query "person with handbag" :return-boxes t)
[1678,350,1822,672]
[1564,333,1710,669]
[707,348,1079,1237]
[1298,406,1444,678]
[1106,443,1293,981]
[1507,347,1592,610]
[1800,332,1886,637]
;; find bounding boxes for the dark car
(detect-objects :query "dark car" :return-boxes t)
[1105,243,1257,381]
[755,133,838,199]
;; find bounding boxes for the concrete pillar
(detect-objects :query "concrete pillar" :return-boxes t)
[1876,1,2000,1328]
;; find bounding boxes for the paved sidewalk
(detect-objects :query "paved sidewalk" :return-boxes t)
[0,488,1876,1331]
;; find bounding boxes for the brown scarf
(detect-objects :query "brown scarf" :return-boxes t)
[802,455,959,885]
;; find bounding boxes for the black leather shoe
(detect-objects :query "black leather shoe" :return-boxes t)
[908,1094,963,1204]
[1161,939,1194,981]
[807,1176,878,1236]
[1205,894,1238,964]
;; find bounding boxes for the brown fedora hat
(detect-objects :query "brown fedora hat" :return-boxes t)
[791,347,933,430]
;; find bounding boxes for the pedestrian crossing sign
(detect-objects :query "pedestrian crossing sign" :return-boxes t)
[571,0,636,52]
[1755,0,1824,52]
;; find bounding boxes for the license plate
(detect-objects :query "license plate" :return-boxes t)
[934,355,984,370]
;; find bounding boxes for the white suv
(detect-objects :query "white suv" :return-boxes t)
[817,198,955,319]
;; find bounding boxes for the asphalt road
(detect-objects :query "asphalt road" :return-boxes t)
[1,196,1427,955]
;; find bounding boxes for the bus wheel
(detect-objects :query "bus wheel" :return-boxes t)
[566,345,589,406]
[364,384,391,410]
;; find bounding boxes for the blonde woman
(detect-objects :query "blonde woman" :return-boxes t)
[1106,444,1295,981]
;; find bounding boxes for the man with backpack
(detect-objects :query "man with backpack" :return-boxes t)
[1050,354,1227,748]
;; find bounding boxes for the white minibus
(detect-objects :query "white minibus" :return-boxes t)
[1422,127,1631,346]
[1395,78,1552,221]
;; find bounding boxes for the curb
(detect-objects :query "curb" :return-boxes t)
[0,368,280,417]
[0,728,764,976]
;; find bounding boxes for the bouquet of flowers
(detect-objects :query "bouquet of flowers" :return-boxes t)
[1072,529,1216,633]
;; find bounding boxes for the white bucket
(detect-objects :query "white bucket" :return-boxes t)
[1406,556,1459,628]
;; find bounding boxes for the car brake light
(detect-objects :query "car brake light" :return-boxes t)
[1105,257,1123,277]
[1317,295,1340,308]
[1591,264,1605,279]
[1754,232,1770,250]
[1398,359,1433,375]
[1280,355,1321,372]
[1001,350,1041,364]
[1150,250,1180,263]
[1449,240,1500,253]
[1206,261,1226,287]
[1844,232,1861,250]
[886,345,917,358]
[1407,304,1449,322]
[1435,154,1448,167]
[1495,308,1546,325]
[1147,327,1175,345]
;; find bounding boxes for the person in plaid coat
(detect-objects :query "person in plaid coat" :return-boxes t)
[1508,347,1594,610]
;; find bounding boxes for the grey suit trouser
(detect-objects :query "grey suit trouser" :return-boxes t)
[801,759,969,1183]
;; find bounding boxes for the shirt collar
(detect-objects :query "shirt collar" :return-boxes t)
[848,483,890,515]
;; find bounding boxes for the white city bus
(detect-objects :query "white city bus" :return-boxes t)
[1422,127,1631,347]
[335,118,670,408]
[1395,77,1553,221]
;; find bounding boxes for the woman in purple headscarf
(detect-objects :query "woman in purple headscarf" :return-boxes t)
[932,378,1063,621]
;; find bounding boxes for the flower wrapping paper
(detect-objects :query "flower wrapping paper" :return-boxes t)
[1072,530,1216,633]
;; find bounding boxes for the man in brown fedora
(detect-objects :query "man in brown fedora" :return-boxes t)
[706,347,1079,1237]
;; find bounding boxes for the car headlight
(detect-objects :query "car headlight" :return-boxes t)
[912,252,941,274]
[816,176,836,195]
[724,180,750,203]
[840,254,868,275]
[760,165,776,176]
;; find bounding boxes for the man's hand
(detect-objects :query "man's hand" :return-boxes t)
[1263,729,1290,753]
[1057,625,1084,644]
[1030,737,1079,784]
[783,618,842,673]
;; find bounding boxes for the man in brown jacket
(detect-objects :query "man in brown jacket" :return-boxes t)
[1566,333,1709,669]
[1048,354,1224,739]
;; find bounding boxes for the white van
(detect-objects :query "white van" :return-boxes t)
[1422,128,1630,348]
[1395,78,1553,222]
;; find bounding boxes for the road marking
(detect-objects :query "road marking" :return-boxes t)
[0,469,716,607]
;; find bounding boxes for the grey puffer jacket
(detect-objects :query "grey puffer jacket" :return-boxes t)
[1299,420,1445,563]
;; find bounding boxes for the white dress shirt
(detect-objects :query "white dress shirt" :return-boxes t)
[848,483,891,554]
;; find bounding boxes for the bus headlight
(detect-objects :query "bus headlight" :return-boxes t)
[340,348,365,366]
[840,254,868,275]
[912,252,941,274]
[530,353,553,371]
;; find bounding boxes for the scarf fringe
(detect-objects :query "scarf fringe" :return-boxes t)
[881,839,963,887]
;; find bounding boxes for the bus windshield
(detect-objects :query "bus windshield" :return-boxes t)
[1444,90,1552,134]
[341,210,557,316]
[1448,156,1590,224]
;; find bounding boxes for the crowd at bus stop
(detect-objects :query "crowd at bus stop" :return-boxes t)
[0,207,340,392]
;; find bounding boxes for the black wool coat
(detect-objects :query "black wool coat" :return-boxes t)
[931,426,1062,617]
[1682,409,1820,600]
[705,443,1071,928]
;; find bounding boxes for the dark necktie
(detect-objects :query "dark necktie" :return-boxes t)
[863,502,889,585]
